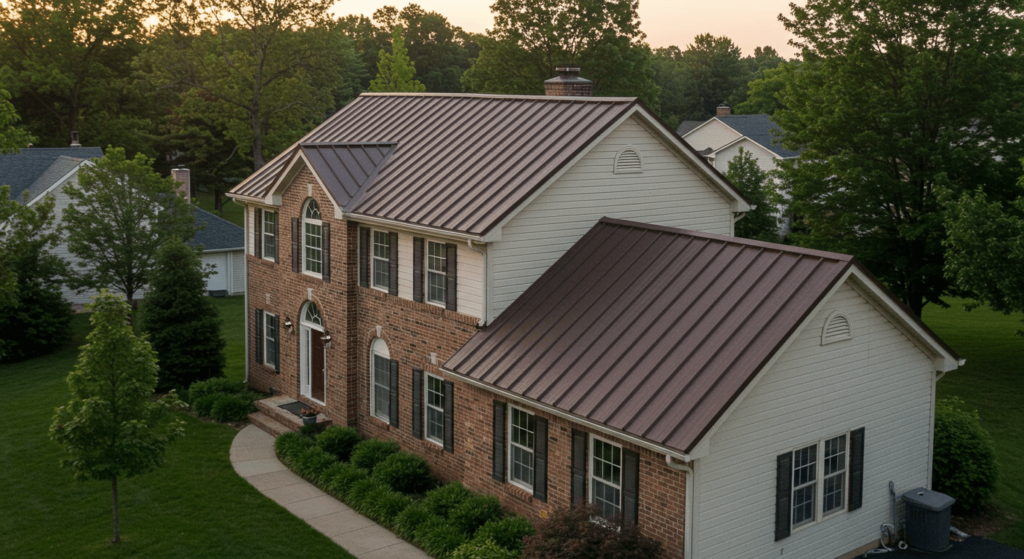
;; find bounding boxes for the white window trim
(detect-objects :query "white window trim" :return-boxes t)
[371,229,391,293]
[369,338,390,424]
[303,200,323,279]
[588,434,623,517]
[262,210,277,262]
[424,372,445,447]
[263,311,276,365]
[790,431,851,534]
[425,240,447,308]
[507,405,535,492]
[299,303,325,404]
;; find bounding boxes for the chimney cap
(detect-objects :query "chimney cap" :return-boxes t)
[544,65,594,97]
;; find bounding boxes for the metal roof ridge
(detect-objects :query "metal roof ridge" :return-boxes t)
[357,92,637,102]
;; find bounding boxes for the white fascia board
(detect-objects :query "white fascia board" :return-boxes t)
[441,365,692,462]
[26,160,93,207]
[345,212,485,244]
[266,150,343,219]
[712,135,777,160]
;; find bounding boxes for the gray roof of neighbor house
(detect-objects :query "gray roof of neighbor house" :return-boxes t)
[675,120,705,136]
[713,115,800,158]
[193,207,244,252]
[1,147,103,200]
[445,218,957,454]
[230,93,745,236]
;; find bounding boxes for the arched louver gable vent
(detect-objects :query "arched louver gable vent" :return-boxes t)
[614,146,643,174]
[821,311,852,345]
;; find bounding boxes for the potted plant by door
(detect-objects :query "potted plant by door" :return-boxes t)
[300,407,319,425]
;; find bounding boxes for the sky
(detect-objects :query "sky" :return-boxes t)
[329,0,806,58]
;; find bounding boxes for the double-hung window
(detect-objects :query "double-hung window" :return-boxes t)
[371,339,390,423]
[425,374,445,444]
[263,211,277,261]
[590,437,622,518]
[426,241,447,305]
[792,434,848,529]
[263,312,278,366]
[508,407,535,490]
[373,231,390,289]
[303,200,322,275]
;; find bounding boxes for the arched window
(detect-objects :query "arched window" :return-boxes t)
[821,311,852,345]
[303,302,322,328]
[303,199,322,275]
[370,338,392,423]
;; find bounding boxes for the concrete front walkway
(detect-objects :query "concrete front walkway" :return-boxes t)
[230,425,429,559]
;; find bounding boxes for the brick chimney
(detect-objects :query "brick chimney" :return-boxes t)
[544,65,594,97]
[70,131,81,147]
[171,165,191,200]
[716,104,732,117]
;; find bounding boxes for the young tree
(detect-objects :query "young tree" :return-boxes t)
[50,291,185,543]
[139,239,226,391]
[369,25,426,93]
[726,148,781,242]
[0,88,34,153]
[774,0,1024,316]
[62,147,197,307]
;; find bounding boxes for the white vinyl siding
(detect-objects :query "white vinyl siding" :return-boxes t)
[693,281,935,559]
[396,231,484,319]
[711,138,781,175]
[680,119,743,153]
[488,116,734,320]
[230,250,245,295]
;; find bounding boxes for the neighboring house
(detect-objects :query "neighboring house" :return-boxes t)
[679,105,800,235]
[228,84,959,559]
[0,148,245,304]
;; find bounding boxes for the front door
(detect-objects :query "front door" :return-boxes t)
[311,331,325,402]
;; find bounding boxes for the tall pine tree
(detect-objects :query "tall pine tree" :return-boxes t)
[368,25,426,93]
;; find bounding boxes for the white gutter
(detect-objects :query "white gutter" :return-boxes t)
[343,212,485,244]
[440,365,692,463]
[665,456,695,559]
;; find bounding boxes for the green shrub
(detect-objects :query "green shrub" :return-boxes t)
[421,482,472,518]
[451,538,520,559]
[933,397,998,512]
[394,500,433,540]
[321,462,369,500]
[186,376,244,401]
[372,452,433,494]
[523,505,662,559]
[317,426,362,462]
[449,494,505,535]
[300,422,327,437]
[417,516,470,559]
[274,431,315,466]
[210,393,255,422]
[471,516,535,553]
[350,439,401,472]
[360,485,413,526]
[293,447,339,483]
[346,477,391,510]
[191,393,219,417]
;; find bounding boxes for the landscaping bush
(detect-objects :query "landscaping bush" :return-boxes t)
[933,397,998,512]
[522,505,662,559]
[317,425,361,461]
[292,447,339,483]
[346,477,391,511]
[275,431,315,466]
[394,500,433,540]
[187,377,245,402]
[300,422,327,437]
[449,494,505,534]
[417,516,470,559]
[372,452,433,494]
[191,393,219,417]
[210,393,255,422]
[472,516,535,553]
[421,481,473,518]
[359,485,413,526]
[321,462,369,500]
[350,438,401,472]
[451,538,520,559]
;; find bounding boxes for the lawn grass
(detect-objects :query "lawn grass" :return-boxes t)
[195,190,244,228]
[211,296,246,382]
[923,298,1024,548]
[0,300,353,558]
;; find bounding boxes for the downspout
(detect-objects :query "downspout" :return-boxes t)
[236,199,250,384]
[466,239,487,327]
[666,455,695,559]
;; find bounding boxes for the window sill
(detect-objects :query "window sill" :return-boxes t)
[262,256,277,264]
[302,271,323,280]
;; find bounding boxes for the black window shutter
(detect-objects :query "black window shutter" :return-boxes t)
[388,231,399,295]
[254,208,262,259]
[622,448,640,525]
[322,222,331,283]
[443,380,454,453]
[445,243,457,311]
[412,369,423,439]
[533,417,549,502]
[413,237,424,303]
[291,217,300,273]
[492,401,506,482]
[254,308,264,364]
[272,212,279,264]
[359,227,370,287]
[571,430,587,506]
[389,359,400,428]
[849,427,865,511]
[271,315,280,373]
[775,452,793,541]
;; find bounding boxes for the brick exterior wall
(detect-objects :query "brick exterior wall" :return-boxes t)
[247,166,689,557]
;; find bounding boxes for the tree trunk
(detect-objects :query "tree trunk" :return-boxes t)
[214,188,224,213]
[111,475,120,543]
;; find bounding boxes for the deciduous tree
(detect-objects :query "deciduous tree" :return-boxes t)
[50,291,185,543]
[775,0,1024,316]
[0,88,33,153]
[726,148,782,242]
[369,25,426,93]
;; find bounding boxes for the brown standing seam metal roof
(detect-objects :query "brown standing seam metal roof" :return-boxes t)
[229,94,640,236]
[444,217,859,454]
[299,143,396,209]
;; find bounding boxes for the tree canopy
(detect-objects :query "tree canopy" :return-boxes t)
[368,25,426,93]
[774,0,1024,316]
[726,148,782,242]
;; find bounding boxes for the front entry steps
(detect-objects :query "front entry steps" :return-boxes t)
[250,395,333,437]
